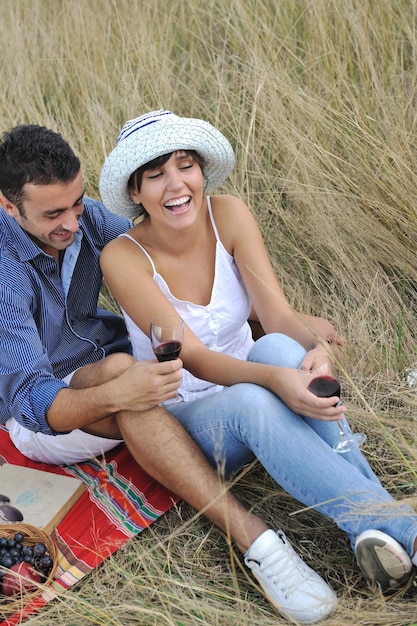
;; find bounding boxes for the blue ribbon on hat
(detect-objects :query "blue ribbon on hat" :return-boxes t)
[117,110,174,143]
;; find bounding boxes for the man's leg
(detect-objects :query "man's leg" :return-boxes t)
[69,353,267,551]
[116,405,267,553]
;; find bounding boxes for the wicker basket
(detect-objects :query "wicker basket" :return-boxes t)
[0,523,58,618]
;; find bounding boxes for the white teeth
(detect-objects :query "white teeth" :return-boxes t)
[165,196,190,207]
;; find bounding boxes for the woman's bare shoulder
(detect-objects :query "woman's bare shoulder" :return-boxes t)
[209,194,254,226]
[100,226,149,269]
[209,194,257,252]
[209,193,247,211]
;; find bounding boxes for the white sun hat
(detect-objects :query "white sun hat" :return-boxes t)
[99,109,235,219]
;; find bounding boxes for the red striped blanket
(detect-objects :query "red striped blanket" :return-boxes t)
[0,425,178,625]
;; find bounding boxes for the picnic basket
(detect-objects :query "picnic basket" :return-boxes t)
[0,523,58,618]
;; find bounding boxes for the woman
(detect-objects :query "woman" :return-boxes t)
[99,110,417,621]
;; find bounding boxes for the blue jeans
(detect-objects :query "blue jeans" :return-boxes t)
[169,333,417,555]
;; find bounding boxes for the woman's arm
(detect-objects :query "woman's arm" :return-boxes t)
[211,195,342,350]
[100,228,344,421]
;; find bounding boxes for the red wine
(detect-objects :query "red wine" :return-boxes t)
[308,375,340,398]
[154,340,182,362]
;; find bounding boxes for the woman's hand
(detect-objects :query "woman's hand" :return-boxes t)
[299,344,334,372]
[298,313,343,346]
[270,365,346,421]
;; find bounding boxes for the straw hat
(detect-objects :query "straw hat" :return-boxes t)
[99,109,235,219]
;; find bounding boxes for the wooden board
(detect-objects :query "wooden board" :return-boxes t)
[0,464,85,534]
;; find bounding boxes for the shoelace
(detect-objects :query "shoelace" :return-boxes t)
[254,534,313,596]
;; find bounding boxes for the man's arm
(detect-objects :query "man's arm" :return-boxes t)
[45,355,183,436]
[0,284,68,434]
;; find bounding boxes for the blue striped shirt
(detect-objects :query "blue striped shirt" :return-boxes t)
[0,198,131,435]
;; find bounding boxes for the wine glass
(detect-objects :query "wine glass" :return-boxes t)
[299,357,366,454]
[150,315,184,362]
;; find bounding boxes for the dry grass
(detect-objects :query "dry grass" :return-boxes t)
[1,0,417,624]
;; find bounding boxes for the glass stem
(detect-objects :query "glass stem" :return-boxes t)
[337,414,350,439]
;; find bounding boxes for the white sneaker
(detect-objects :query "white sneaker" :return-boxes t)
[244,530,337,624]
[355,529,414,591]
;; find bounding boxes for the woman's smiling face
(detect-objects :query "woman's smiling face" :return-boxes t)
[130,151,205,225]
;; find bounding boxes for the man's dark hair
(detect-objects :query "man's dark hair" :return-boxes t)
[0,125,81,212]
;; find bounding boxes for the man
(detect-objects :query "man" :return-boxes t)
[0,124,338,624]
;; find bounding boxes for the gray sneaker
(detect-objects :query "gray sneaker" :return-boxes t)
[244,529,337,624]
[355,529,414,591]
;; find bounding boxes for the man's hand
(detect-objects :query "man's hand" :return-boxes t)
[114,358,183,412]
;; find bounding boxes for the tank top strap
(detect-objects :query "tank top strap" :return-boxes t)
[119,233,156,274]
[206,196,221,243]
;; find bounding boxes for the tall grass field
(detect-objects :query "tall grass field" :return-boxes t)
[1,0,417,624]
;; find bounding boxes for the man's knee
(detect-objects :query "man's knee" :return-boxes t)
[71,352,136,388]
[101,352,137,377]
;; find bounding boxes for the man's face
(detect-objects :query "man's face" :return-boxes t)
[1,172,85,259]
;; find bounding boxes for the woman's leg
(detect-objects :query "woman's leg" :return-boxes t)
[247,334,380,482]
[169,379,417,557]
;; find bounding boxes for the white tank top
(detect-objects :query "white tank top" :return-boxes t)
[120,197,253,401]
